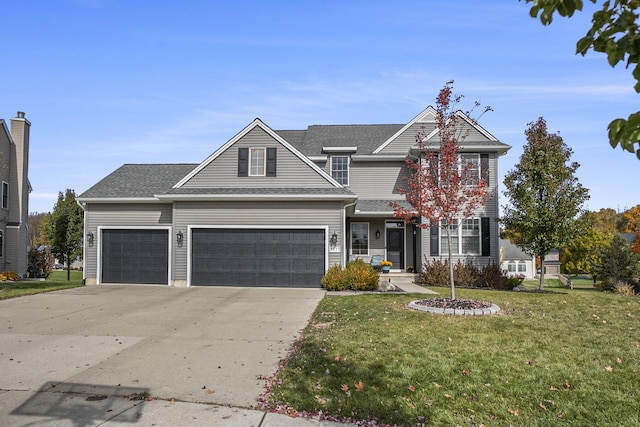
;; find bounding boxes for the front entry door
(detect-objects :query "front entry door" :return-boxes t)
[386,228,404,268]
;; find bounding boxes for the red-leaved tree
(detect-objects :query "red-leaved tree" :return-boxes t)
[391,82,493,300]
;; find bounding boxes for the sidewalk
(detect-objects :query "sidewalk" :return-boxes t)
[1,389,354,426]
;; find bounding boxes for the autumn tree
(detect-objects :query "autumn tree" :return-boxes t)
[392,81,493,300]
[562,212,614,281]
[43,189,84,280]
[624,204,640,253]
[524,0,640,158]
[501,117,590,290]
[28,212,51,249]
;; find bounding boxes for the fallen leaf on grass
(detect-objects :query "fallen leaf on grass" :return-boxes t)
[550,386,559,391]
[526,360,536,366]
[408,385,416,392]
[444,394,452,399]
[334,355,341,362]
[462,369,469,376]
[355,380,364,391]
[616,357,623,364]
[507,408,519,416]
[564,380,571,390]
[605,365,614,372]
[539,402,547,410]
[341,384,349,392]
[627,312,636,319]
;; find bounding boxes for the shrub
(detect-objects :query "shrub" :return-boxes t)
[320,259,379,291]
[453,260,479,287]
[614,281,636,296]
[506,274,525,289]
[345,259,379,291]
[418,258,449,286]
[28,248,54,279]
[0,271,21,281]
[321,264,348,291]
[477,263,510,289]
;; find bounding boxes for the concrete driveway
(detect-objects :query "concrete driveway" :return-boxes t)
[0,285,326,425]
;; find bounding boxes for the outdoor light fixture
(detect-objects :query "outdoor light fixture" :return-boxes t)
[86,231,94,246]
[176,230,184,246]
[330,231,338,246]
[375,230,381,239]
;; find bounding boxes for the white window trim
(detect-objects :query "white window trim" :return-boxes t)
[249,147,266,177]
[440,218,481,256]
[1,181,8,210]
[330,155,350,186]
[0,231,3,258]
[351,222,369,256]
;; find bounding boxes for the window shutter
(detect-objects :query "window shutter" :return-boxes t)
[430,220,439,256]
[481,217,490,256]
[266,147,277,177]
[238,148,248,177]
[480,154,489,186]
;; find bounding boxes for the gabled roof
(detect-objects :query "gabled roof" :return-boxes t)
[500,239,533,261]
[174,118,342,188]
[78,164,197,200]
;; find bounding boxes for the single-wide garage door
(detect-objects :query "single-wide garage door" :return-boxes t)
[191,228,325,287]
[102,229,169,284]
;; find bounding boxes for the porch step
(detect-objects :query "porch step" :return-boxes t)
[379,272,418,285]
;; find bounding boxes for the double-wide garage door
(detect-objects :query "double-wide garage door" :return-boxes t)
[101,229,169,284]
[191,228,325,288]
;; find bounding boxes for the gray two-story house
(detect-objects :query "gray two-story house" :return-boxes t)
[0,112,31,277]
[78,106,510,287]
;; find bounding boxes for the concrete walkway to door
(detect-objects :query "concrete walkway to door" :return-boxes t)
[0,285,352,426]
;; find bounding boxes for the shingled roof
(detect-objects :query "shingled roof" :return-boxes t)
[79,164,197,199]
[276,124,404,156]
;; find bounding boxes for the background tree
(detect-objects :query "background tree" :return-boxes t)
[43,189,84,280]
[562,214,614,281]
[27,212,50,249]
[392,81,493,300]
[524,0,640,158]
[623,204,640,253]
[595,234,640,288]
[501,117,590,290]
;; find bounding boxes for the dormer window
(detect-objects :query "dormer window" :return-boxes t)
[331,156,349,185]
[238,147,277,177]
[250,148,266,176]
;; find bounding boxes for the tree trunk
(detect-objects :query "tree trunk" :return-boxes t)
[66,251,71,281]
[446,227,455,300]
[539,256,545,290]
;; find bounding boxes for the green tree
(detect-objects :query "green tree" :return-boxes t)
[44,189,84,280]
[563,223,614,280]
[524,0,640,158]
[501,117,590,290]
[596,234,640,286]
[27,212,50,249]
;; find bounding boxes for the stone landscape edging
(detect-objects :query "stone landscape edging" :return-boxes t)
[408,300,501,316]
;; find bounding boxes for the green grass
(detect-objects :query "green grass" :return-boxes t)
[265,287,640,426]
[0,270,84,300]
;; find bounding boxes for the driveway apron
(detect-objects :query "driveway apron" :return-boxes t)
[0,285,325,409]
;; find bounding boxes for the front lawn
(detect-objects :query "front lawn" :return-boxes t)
[0,270,84,301]
[263,287,640,426]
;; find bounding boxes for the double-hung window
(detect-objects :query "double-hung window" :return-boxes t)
[460,154,480,185]
[351,223,369,255]
[249,148,266,176]
[331,156,349,185]
[518,261,527,273]
[440,218,481,255]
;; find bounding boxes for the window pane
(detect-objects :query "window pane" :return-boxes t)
[331,156,349,185]
[508,261,516,272]
[440,220,459,255]
[518,261,527,272]
[461,219,480,254]
[250,148,265,176]
[351,223,369,255]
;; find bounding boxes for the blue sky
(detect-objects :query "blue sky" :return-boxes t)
[2,0,638,214]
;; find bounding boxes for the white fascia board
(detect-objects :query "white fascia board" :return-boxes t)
[373,106,437,154]
[322,146,357,153]
[154,193,358,202]
[173,118,343,188]
[76,197,161,204]
[351,154,407,162]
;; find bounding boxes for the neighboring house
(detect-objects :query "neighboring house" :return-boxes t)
[78,107,510,287]
[499,238,536,279]
[543,249,561,276]
[0,112,31,277]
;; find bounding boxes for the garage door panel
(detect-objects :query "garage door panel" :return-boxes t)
[102,229,168,285]
[191,229,324,287]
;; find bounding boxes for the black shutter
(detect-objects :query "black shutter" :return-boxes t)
[430,219,439,256]
[238,148,248,177]
[266,147,277,177]
[481,217,490,256]
[480,154,489,186]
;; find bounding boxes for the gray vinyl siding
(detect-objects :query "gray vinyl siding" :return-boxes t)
[84,203,173,280]
[0,125,11,231]
[182,127,332,188]
[173,200,343,281]
[378,123,431,154]
[348,161,409,198]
